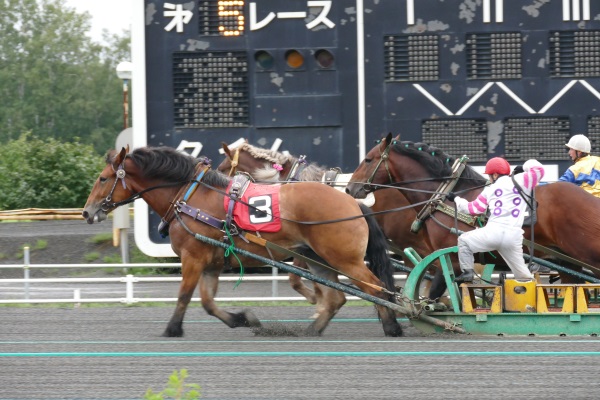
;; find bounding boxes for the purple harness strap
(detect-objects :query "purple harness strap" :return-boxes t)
[176,202,225,231]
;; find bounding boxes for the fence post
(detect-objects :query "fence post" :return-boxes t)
[23,246,30,300]
[124,274,135,304]
[271,267,278,297]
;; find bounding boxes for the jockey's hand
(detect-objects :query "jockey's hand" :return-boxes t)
[446,192,456,202]
[512,165,524,175]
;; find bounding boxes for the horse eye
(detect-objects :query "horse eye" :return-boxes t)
[364,158,372,164]
[99,177,108,183]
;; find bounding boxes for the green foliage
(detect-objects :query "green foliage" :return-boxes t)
[84,252,100,262]
[34,239,48,250]
[0,133,104,209]
[0,0,130,153]
[88,233,114,244]
[144,369,202,400]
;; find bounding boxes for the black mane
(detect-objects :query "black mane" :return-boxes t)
[390,140,487,186]
[126,147,230,187]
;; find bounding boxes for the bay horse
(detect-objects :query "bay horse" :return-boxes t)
[82,146,403,337]
[217,142,432,259]
[217,142,436,299]
[346,133,600,292]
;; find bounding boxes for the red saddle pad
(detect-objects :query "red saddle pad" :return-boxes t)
[223,182,282,232]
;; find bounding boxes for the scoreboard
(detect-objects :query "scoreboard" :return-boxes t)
[132,0,600,256]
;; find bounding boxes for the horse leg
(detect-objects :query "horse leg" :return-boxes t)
[163,258,202,337]
[198,266,262,329]
[303,264,346,336]
[288,259,318,304]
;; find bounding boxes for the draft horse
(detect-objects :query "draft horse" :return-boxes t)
[218,142,434,263]
[346,133,600,293]
[218,142,436,303]
[83,146,403,337]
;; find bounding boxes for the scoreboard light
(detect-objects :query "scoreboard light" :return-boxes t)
[200,0,245,36]
[504,117,570,161]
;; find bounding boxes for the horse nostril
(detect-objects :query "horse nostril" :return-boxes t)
[82,211,88,219]
[345,188,350,194]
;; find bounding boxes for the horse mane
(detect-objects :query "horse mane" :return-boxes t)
[391,141,486,185]
[239,143,292,165]
[240,143,327,182]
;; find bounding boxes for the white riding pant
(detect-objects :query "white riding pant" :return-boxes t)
[457,224,533,280]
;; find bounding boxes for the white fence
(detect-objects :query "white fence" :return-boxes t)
[0,260,409,305]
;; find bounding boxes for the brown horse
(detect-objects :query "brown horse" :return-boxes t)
[346,133,600,292]
[217,142,432,260]
[217,142,436,298]
[82,146,403,337]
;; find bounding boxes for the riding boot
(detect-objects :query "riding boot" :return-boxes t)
[454,269,474,284]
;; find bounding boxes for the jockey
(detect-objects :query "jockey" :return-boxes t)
[559,134,600,197]
[447,157,545,283]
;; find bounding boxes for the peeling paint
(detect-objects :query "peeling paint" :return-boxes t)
[487,121,503,153]
[537,57,546,69]
[186,39,209,51]
[313,137,322,145]
[490,93,498,105]
[466,87,480,96]
[450,43,465,54]
[459,0,478,24]
[345,7,356,15]
[404,19,449,33]
[365,8,372,14]
[146,3,157,25]
[396,96,404,102]
[522,0,550,18]
[183,1,194,11]
[450,62,460,76]
[308,115,313,120]
[478,105,496,116]
[270,73,283,87]
[257,138,267,146]
[441,83,452,93]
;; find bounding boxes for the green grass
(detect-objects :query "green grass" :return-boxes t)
[88,233,113,244]
[84,252,101,262]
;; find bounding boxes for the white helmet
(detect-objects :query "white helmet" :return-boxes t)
[565,134,591,153]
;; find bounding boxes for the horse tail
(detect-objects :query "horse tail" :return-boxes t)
[359,203,396,295]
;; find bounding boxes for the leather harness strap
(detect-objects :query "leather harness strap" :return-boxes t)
[411,155,470,233]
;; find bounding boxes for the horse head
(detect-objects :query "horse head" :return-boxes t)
[347,132,397,198]
[82,146,132,224]
[217,142,289,182]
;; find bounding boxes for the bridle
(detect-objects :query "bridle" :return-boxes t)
[101,162,128,212]
[226,148,241,176]
[363,139,394,193]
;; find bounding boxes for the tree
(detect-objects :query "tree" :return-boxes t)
[0,0,129,153]
[0,133,104,210]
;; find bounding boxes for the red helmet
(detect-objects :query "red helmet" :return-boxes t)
[484,157,510,175]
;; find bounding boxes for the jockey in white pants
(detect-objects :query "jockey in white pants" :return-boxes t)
[447,157,545,283]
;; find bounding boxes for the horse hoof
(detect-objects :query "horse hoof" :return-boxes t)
[162,328,184,337]
[243,310,262,328]
[384,325,404,337]
[309,312,320,319]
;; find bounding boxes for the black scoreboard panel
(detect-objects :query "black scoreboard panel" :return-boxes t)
[136,0,600,254]
[362,0,600,167]
[144,0,357,170]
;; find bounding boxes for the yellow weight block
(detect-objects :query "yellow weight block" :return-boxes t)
[536,284,574,313]
[504,279,537,312]
[576,284,600,313]
[461,284,503,313]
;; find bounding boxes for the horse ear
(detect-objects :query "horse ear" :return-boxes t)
[221,142,232,158]
[115,146,128,165]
